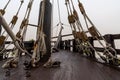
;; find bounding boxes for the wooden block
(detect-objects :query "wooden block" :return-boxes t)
[88,26,99,38]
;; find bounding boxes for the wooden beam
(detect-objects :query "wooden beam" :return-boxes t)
[52,34,73,39]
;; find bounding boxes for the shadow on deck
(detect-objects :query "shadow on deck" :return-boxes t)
[0,50,120,80]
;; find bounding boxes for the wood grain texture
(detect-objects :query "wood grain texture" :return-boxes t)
[0,50,120,80]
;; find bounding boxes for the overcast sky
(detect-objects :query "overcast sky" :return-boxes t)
[0,0,120,40]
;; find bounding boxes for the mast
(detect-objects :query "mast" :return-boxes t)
[38,0,52,62]
[0,17,1,35]
[0,17,2,60]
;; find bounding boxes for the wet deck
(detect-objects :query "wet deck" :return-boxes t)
[0,50,120,80]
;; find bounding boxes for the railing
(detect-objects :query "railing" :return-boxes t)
[57,34,120,54]
[51,34,120,64]
[1,34,120,61]
[0,41,34,60]
[52,34,120,69]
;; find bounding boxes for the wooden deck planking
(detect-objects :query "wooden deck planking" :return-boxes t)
[0,50,120,80]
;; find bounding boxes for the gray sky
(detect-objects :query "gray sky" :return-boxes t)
[0,0,120,40]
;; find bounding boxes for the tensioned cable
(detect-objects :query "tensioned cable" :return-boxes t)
[70,0,82,32]
[77,0,117,61]
[35,0,46,54]
[65,0,106,61]
[70,0,95,56]
[2,0,33,57]
[82,1,116,57]
[16,0,34,41]
[3,0,11,10]
[53,0,64,49]
[22,0,34,40]
[57,0,62,23]
[51,0,54,37]
[2,0,24,36]
[0,0,24,55]
[0,0,11,15]
[31,0,47,64]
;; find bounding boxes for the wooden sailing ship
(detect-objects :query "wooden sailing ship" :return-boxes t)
[0,0,120,80]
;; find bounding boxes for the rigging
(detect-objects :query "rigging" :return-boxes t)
[0,0,11,15]
[52,0,64,52]
[65,0,119,65]
[0,0,24,55]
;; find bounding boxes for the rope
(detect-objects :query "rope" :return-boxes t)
[16,0,24,16]
[9,0,35,66]
[16,0,34,40]
[69,0,84,33]
[65,0,109,62]
[70,0,75,10]
[67,0,73,15]
[51,0,54,38]
[65,0,70,16]
[57,0,62,23]
[3,0,11,10]
[0,0,34,60]
[53,0,65,49]
[0,0,37,68]
[65,1,76,32]
[2,0,24,36]
[21,0,34,40]
[77,0,118,62]
[38,0,46,53]
[0,0,11,15]
[32,0,47,65]
[0,0,24,55]
[0,12,32,57]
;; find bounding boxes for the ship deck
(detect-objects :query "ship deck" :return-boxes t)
[0,50,120,80]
